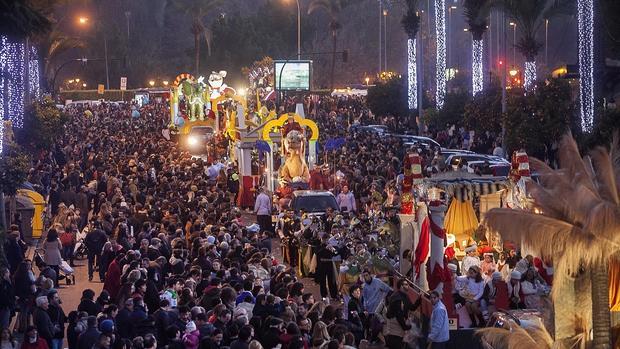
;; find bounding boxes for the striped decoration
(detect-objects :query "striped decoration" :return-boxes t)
[426,177,509,202]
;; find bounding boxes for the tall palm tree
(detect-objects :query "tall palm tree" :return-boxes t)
[464,0,491,95]
[41,30,84,90]
[482,134,620,348]
[402,0,420,112]
[176,0,222,76]
[308,0,348,90]
[0,0,50,39]
[495,0,545,90]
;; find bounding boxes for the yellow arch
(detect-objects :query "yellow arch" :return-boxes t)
[17,189,45,239]
[262,113,319,142]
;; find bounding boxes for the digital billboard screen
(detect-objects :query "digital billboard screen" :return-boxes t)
[274,60,312,91]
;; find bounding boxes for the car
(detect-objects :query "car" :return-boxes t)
[353,124,390,135]
[290,190,339,215]
[446,153,509,168]
[397,135,441,148]
[465,160,511,176]
[185,126,215,153]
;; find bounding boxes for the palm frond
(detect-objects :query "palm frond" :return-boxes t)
[557,135,598,195]
[476,324,549,349]
[308,0,332,16]
[589,147,620,205]
[0,0,51,39]
[402,4,420,39]
[463,0,491,40]
[203,28,212,56]
[612,132,620,199]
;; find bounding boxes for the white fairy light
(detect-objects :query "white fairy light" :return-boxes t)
[524,61,536,91]
[29,46,40,99]
[435,0,446,108]
[408,38,418,109]
[577,0,594,131]
[5,39,25,128]
[0,36,6,152]
[472,39,484,96]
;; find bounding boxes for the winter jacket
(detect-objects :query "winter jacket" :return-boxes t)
[42,240,63,266]
[77,326,100,349]
[182,330,200,349]
[32,307,54,346]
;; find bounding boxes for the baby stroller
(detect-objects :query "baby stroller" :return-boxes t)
[73,228,89,260]
[34,249,76,285]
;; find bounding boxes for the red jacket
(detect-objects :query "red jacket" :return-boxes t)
[20,338,49,349]
[103,258,122,301]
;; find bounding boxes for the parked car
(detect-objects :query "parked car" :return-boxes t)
[290,190,339,215]
[395,135,441,148]
[446,153,509,169]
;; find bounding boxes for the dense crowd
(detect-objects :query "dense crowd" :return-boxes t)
[0,93,552,349]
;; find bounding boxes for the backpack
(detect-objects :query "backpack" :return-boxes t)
[60,232,74,246]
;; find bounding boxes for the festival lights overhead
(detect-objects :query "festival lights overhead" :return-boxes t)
[6,40,25,128]
[435,0,446,108]
[524,61,536,91]
[577,0,594,131]
[0,36,6,152]
[29,46,40,100]
[407,38,418,109]
[472,39,484,96]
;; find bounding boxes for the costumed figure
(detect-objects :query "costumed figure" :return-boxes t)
[462,244,481,274]
[278,128,310,194]
[181,77,208,121]
[400,151,423,214]
[208,71,236,99]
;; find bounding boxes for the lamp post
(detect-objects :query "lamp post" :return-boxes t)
[545,19,549,68]
[284,0,301,60]
[448,6,456,69]
[383,9,388,71]
[509,22,516,65]
[78,16,110,90]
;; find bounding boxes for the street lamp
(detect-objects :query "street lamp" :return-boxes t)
[82,83,87,88]
[148,80,155,87]
[365,77,370,86]
[448,6,457,68]
[509,67,518,77]
[509,22,516,65]
[77,15,110,90]
[383,9,388,71]
[162,80,169,86]
[284,0,301,60]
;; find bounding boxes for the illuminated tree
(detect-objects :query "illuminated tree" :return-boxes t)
[463,0,491,96]
[402,0,420,111]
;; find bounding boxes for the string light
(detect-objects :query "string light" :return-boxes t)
[4,39,25,128]
[407,38,418,109]
[524,61,536,91]
[0,36,6,153]
[435,0,446,108]
[577,0,594,131]
[29,46,40,99]
[472,39,484,95]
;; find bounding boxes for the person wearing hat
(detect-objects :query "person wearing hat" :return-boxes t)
[481,272,509,321]
[508,270,525,309]
[480,252,497,279]
[463,266,485,327]
[461,244,480,275]
[182,321,200,349]
[5,225,24,273]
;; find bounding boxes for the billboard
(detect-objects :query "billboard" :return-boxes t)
[274,60,312,91]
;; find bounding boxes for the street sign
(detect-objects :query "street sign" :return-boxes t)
[120,77,127,91]
[97,84,104,95]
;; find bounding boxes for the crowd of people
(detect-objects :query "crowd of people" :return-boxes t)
[0,92,550,349]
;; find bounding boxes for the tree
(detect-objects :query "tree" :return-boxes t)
[40,30,85,91]
[463,82,502,134]
[0,0,51,39]
[175,0,222,76]
[15,96,70,151]
[480,133,619,348]
[463,0,491,95]
[503,79,575,159]
[402,0,420,115]
[495,0,569,90]
[308,0,349,90]
[366,76,408,120]
[421,91,471,131]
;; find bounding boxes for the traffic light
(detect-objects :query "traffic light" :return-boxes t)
[342,50,348,63]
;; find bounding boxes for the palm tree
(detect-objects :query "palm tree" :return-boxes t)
[40,30,84,90]
[176,0,222,76]
[0,0,51,39]
[482,134,620,348]
[495,0,545,90]
[402,0,420,111]
[308,0,348,90]
[463,0,491,95]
